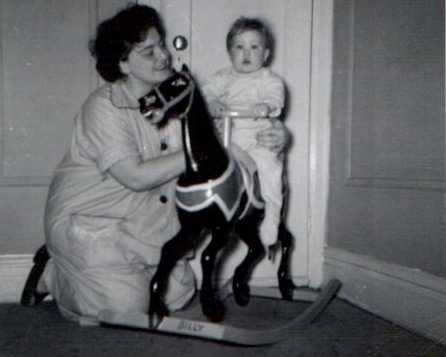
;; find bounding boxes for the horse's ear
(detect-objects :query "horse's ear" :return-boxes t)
[181,64,190,73]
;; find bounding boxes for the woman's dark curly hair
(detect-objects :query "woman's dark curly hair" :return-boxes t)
[89,3,166,82]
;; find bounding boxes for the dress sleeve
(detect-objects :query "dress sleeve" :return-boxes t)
[80,96,140,173]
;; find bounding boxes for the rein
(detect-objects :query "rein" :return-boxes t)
[154,72,199,172]
[155,74,195,120]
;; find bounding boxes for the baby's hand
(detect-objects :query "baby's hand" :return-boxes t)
[209,101,228,117]
[213,117,224,137]
[252,103,271,118]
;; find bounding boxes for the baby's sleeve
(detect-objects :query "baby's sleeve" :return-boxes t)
[261,75,285,117]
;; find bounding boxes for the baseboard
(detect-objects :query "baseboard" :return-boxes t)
[324,247,446,346]
[0,254,33,302]
[1,254,309,304]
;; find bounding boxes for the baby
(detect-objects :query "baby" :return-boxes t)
[202,17,286,250]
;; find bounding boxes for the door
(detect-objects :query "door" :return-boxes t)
[140,0,314,287]
[328,0,445,276]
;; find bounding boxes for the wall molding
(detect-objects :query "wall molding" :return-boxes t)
[0,254,310,304]
[0,176,51,187]
[342,0,446,193]
[0,254,33,302]
[324,247,446,345]
[345,177,446,192]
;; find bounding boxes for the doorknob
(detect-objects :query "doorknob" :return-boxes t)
[173,35,188,51]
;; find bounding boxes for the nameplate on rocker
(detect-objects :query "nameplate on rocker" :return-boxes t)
[158,317,225,340]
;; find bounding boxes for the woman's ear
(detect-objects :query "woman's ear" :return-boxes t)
[119,60,130,75]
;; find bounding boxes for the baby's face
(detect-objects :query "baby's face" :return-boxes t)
[228,30,269,74]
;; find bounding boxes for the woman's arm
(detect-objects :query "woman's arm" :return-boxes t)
[108,150,185,191]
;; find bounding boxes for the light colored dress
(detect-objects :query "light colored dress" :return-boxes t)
[202,67,285,246]
[43,81,195,325]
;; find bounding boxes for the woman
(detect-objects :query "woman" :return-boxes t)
[21,4,290,325]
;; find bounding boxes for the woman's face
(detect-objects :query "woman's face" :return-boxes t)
[228,30,269,74]
[120,28,172,96]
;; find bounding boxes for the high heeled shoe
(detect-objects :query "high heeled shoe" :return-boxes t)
[20,245,50,306]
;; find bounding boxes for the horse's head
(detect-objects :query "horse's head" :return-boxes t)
[139,64,195,126]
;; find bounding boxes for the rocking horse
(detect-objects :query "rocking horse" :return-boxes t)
[140,64,295,324]
[99,65,341,345]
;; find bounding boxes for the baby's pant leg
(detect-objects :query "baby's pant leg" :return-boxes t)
[248,148,284,247]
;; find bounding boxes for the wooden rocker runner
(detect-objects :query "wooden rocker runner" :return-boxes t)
[99,279,341,346]
[98,65,341,345]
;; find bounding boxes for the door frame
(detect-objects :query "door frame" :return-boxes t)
[307,0,334,287]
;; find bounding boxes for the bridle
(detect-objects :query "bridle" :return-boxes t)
[150,71,196,121]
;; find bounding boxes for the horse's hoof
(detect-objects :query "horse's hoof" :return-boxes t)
[202,302,225,323]
[232,279,250,306]
[148,313,163,329]
[148,300,169,328]
[200,291,225,322]
[279,278,295,301]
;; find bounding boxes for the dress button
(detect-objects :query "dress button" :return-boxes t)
[160,195,168,203]
[160,142,168,151]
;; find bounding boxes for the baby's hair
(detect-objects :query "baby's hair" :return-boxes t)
[226,17,275,55]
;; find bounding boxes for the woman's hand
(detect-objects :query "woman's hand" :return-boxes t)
[146,109,166,125]
[251,103,270,118]
[255,119,290,154]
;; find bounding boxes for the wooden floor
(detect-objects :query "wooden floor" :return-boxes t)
[1,295,445,357]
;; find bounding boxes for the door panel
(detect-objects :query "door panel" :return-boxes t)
[0,0,131,253]
[1,0,91,179]
[0,0,93,253]
[329,0,445,277]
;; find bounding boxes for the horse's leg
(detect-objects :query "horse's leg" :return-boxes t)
[277,222,296,300]
[149,227,198,327]
[232,208,265,306]
[199,224,229,322]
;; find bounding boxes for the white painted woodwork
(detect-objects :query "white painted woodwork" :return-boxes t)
[324,247,446,346]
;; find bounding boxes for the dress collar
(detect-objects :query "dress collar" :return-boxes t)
[110,80,140,109]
